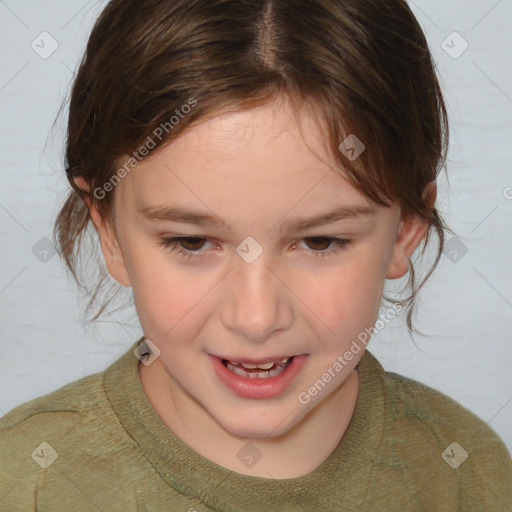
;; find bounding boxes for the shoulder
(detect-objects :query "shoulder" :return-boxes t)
[374,361,512,509]
[0,370,133,509]
[0,370,109,440]
[381,366,508,450]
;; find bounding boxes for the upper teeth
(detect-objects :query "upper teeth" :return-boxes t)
[229,358,289,370]
[241,361,274,370]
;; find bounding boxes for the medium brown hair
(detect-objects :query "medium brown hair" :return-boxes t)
[54,0,452,334]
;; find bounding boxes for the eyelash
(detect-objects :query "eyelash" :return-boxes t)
[158,236,351,261]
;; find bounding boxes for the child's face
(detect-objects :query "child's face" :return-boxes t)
[85,98,429,438]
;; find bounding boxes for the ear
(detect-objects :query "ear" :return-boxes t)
[73,176,131,287]
[386,181,437,279]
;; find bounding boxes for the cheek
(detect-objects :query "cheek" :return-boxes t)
[125,246,208,337]
[301,256,386,342]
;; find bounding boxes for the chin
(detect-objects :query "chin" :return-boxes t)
[212,406,298,440]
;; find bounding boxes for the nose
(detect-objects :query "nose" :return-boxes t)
[220,254,293,343]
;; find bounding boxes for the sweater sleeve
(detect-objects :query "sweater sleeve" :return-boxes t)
[0,372,114,512]
[380,369,512,511]
[459,429,512,511]
[0,408,52,511]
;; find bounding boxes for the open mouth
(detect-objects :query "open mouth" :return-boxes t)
[211,353,307,399]
[221,357,294,379]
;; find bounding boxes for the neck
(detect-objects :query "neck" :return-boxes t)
[139,361,360,479]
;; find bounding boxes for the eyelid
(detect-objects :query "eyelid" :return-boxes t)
[158,234,352,260]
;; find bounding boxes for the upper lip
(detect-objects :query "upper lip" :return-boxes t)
[213,354,298,364]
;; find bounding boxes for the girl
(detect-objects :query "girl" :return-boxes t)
[1,0,510,510]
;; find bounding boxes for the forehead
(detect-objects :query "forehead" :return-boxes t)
[114,100,381,222]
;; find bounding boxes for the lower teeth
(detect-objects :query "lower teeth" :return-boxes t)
[225,360,291,379]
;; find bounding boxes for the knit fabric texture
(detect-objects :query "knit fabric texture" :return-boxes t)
[1,337,511,511]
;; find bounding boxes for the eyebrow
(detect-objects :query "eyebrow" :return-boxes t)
[139,204,376,232]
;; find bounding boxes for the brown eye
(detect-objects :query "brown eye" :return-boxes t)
[298,236,351,259]
[159,236,213,260]
[176,237,207,251]
[304,237,332,251]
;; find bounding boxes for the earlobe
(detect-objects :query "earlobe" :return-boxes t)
[73,176,132,287]
[96,219,132,288]
[386,181,437,280]
[385,217,427,279]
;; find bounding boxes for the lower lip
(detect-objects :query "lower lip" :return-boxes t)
[209,355,307,399]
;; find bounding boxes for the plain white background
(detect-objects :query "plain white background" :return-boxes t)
[1,0,511,459]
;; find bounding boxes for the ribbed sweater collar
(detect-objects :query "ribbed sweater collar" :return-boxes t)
[104,337,387,511]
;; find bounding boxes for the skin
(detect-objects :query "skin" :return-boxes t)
[75,97,436,479]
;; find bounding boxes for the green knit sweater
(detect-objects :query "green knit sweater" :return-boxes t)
[1,337,510,511]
